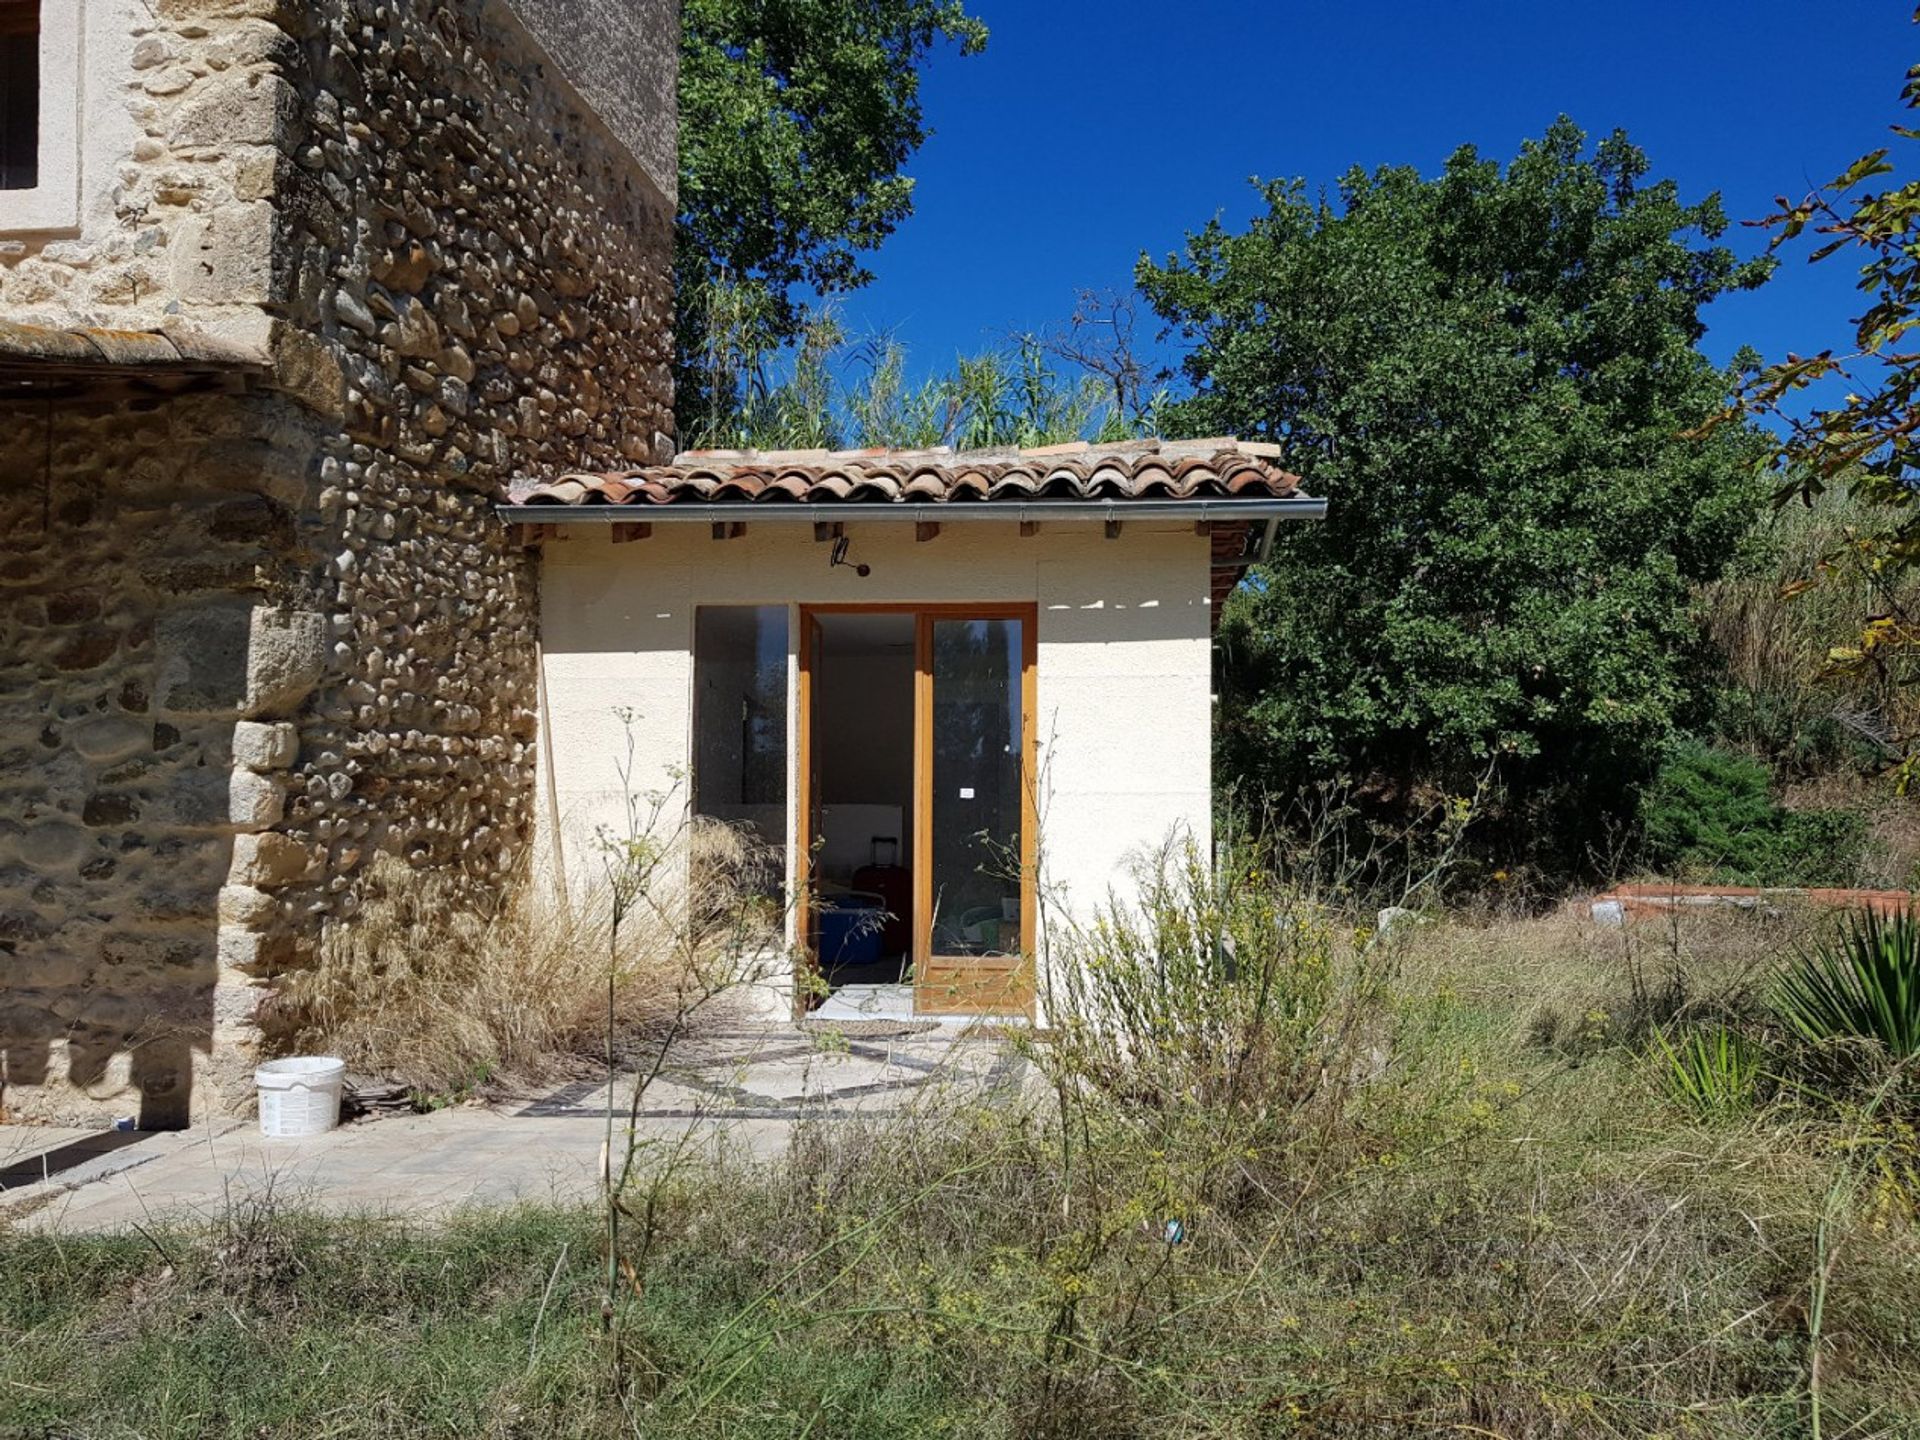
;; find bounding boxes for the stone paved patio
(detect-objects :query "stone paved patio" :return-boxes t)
[1,1024,1023,1234]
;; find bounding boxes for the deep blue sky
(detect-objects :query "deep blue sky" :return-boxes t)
[828,1,1915,394]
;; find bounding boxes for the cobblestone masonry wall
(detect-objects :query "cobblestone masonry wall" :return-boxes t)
[0,0,675,1122]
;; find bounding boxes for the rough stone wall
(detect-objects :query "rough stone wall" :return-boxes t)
[0,0,290,357]
[0,394,323,1125]
[236,0,676,1015]
[0,0,676,1122]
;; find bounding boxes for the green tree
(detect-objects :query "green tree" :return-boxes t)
[677,0,987,441]
[1710,37,1920,782]
[1639,740,1863,886]
[1138,120,1773,862]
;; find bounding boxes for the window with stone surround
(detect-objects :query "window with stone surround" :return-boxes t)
[0,0,37,191]
[0,0,76,231]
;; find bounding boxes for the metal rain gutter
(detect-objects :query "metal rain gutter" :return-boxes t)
[495,495,1327,525]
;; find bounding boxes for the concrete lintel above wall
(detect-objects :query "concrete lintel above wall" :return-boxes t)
[489,0,678,210]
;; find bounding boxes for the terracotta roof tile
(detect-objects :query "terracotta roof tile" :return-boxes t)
[0,318,268,399]
[507,438,1304,509]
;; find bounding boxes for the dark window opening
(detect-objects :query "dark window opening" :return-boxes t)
[0,0,38,192]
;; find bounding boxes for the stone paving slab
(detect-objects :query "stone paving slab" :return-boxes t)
[4,1025,1025,1235]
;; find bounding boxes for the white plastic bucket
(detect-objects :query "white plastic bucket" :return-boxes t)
[255,1056,346,1138]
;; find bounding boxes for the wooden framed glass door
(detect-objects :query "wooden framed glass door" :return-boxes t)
[913,607,1036,1017]
[795,609,825,1016]
[796,603,1036,1018]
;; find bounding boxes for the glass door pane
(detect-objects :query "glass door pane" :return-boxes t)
[927,617,1023,961]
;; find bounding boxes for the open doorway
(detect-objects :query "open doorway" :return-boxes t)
[809,612,916,1000]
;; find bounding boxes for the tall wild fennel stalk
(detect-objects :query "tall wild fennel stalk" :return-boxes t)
[589,713,791,1375]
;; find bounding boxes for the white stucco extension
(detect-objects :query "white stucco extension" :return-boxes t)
[534,520,1217,1014]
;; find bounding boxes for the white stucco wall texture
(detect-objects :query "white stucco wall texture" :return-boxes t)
[535,521,1216,1017]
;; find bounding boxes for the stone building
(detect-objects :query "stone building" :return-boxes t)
[0,0,678,1125]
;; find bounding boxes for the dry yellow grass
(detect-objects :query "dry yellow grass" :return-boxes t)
[275,821,786,1094]
[1392,899,1832,1055]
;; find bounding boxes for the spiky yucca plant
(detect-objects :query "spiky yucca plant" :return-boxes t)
[1774,907,1920,1059]
[1655,1026,1762,1119]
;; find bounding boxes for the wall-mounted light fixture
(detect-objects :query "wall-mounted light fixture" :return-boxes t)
[829,532,870,577]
